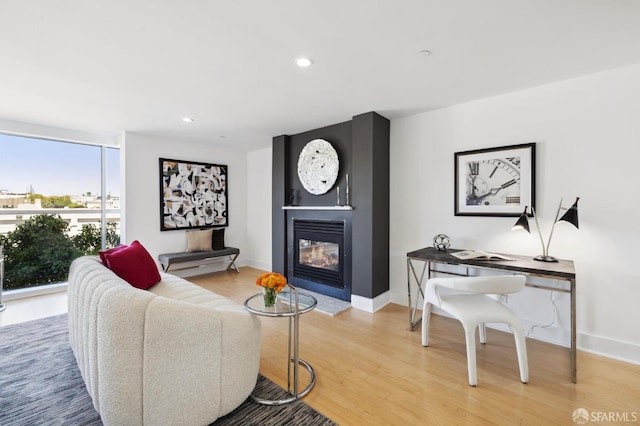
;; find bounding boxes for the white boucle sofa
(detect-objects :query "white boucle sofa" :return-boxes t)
[67,256,262,426]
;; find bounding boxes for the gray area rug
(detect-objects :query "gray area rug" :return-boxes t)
[0,314,336,426]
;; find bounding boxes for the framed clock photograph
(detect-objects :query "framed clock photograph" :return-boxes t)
[454,143,535,217]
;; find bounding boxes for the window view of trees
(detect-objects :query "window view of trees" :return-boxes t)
[72,221,120,255]
[0,215,120,289]
[0,133,121,291]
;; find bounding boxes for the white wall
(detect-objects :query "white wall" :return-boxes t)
[122,132,248,275]
[389,64,640,364]
[245,147,272,270]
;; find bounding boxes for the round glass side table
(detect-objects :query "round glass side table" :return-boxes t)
[244,284,317,405]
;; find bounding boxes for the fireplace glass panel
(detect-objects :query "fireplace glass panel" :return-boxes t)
[291,219,345,291]
[299,239,339,271]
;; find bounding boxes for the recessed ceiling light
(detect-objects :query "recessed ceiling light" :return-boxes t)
[182,117,194,123]
[416,49,432,58]
[295,57,312,68]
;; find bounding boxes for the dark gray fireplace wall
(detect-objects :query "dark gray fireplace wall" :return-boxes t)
[272,111,390,300]
[272,134,289,276]
[351,112,390,299]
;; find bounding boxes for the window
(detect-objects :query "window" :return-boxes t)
[0,133,120,290]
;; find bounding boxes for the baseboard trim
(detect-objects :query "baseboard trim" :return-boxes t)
[243,259,271,272]
[351,291,391,313]
[578,332,640,365]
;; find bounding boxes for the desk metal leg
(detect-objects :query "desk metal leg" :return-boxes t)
[407,258,428,330]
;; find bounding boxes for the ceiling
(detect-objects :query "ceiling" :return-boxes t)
[2,0,640,152]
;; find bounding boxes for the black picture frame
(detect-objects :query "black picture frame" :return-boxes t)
[159,158,228,231]
[454,143,535,217]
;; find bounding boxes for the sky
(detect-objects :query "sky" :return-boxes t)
[0,133,120,197]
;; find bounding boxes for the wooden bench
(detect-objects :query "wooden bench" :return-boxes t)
[158,247,240,273]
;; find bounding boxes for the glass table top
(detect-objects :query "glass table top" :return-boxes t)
[244,287,317,317]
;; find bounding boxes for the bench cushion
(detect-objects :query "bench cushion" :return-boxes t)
[186,229,214,252]
[158,247,240,266]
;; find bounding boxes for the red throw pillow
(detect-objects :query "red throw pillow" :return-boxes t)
[99,244,127,267]
[103,240,161,290]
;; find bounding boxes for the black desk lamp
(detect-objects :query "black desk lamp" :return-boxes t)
[512,197,580,262]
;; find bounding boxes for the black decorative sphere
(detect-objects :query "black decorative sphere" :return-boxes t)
[433,234,450,251]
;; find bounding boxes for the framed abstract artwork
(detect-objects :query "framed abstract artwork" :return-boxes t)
[159,158,228,230]
[454,143,535,217]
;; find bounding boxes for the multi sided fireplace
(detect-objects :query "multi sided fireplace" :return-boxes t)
[295,220,343,287]
[287,218,352,301]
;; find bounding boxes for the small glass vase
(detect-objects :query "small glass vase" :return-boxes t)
[263,287,277,307]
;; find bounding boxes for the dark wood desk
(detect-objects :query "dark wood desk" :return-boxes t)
[407,247,577,383]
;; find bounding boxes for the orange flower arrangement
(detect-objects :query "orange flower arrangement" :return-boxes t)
[256,272,287,307]
[256,272,287,292]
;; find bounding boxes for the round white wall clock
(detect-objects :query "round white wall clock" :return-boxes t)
[297,139,339,195]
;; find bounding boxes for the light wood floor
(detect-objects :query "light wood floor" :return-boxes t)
[2,267,639,425]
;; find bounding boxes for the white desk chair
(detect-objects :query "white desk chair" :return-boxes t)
[421,275,529,386]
